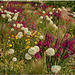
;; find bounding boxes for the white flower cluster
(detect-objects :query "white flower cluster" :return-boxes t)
[71,12,75,18]
[45,48,55,56]
[8,49,17,62]
[25,46,40,60]
[39,35,44,40]
[51,65,61,73]
[16,32,23,39]
[46,15,58,30]
[1,6,19,22]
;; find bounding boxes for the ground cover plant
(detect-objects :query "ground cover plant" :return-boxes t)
[0,1,75,74]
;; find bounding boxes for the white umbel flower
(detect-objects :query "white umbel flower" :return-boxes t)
[42,11,45,14]
[17,23,21,28]
[49,12,52,15]
[35,3,37,6]
[39,35,44,40]
[73,12,75,15]
[53,24,58,30]
[17,32,23,39]
[21,27,25,30]
[12,57,17,62]
[73,15,75,18]
[34,46,40,52]
[40,16,43,19]
[1,6,3,8]
[8,18,12,22]
[26,31,31,35]
[50,21,53,25]
[8,49,14,54]
[52,8,55,11]
[13,24,16,27]
[51,65,61,73]
[58,8,62,11]
[11,28,14,31]
[25,53,32,60]
[28,47,36,55]
[12,16,17,21]
[40,21,42,23]
[45,48,55,56]
[1,14,6,18]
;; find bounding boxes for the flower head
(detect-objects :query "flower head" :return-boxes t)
[25,53,32,60]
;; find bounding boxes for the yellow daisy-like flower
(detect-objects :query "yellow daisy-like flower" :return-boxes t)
[27,36,30,38]
[9,44,12,47]
[15,36,18,39]
[38,32,40,35]
[20,51,23,53]
[35,41,38,44]
[25,39,28,41]
[27,41,30,44]
[25,46,30,49]
[70,29,72,31]
[31,31,33,33]
[9,36,10,38]
[12,35,14,37]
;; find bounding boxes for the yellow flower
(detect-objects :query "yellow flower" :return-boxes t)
[38,32,40,35]
[25,39,28,41]
[70,29,72,31]
[22,35,23,37]
[9,36,10,38]
[16,36,18,39]
[27,36,30,38]
[35,35,37,37]
[27,41,30,44]
[12,35,14,37]
[9,44,12,47]
[31,31,33,33]
[25,46,30,49]
[20,51,23,53]
[12,42,14,43]
[35,41,37,44]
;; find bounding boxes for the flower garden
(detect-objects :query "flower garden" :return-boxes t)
[0,1,75,74]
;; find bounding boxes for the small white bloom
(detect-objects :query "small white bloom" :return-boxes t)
[17,32,23,39]
[28,47,36,55]
[8,49,14,54]
[25,53,32,60]
[52,8,55,11]
[40,21,42,23]
[50,16,53,19]
[51,65,61,73]
[39,35,44,39]
[21,27,25,30]
[1,11,3,13]
[12,57,17,62]
[15,10,17,12]
[73,12,75,15]
[58,8,62,11]
[73,15,75,18]
[35,3,37,6]
[12,16,17,21]
[45,48,55,56]
[42,11,45,14]
[49,12,52,15]
[1,14,6,18]
[20,24,23,26]
[53,24,58,30]
[56,11,58,13]
[8,18,12,22]
[46,17,51,21]
[26,31,31,35]
[40,16,43,19]
[13,24,16,27]
[1,6,3,8]
[46,15,48,18]
[11,28,14,31]
[17,23,21,28]
[50,21,53,25]
[34,46,40,52]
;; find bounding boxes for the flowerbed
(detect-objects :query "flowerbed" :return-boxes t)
[0,1,75,74]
